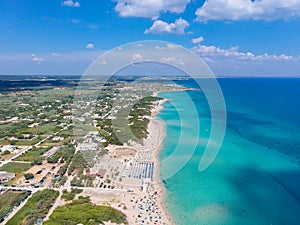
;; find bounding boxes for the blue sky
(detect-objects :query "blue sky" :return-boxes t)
[1,0,300,76]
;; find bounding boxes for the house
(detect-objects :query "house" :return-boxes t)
[87,173,97,179]
[96,169,106,179]
[76,143,98,151]
[0,145,18,154]
[0,171,15,182]
[52,136,64,141]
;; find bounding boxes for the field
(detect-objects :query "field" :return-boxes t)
[23,123,57,136]
[6,189,59,225]
[13,147,50,162]
[0,190,31,222]
[0,162,32,177]
[13,138,42,146]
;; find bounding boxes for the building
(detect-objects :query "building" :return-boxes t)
[0,171,16,182]
[0,145,18,154]
[43,146,58,158]
[76,143,98,151]
[96,169,106,179]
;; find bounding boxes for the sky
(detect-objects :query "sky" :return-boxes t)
[1,0,300,76]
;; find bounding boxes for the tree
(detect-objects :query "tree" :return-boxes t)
[3,150,10,155]
[10,140,17,145]
[24,173,34,180]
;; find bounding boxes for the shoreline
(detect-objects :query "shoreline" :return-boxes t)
[145,95,174,225]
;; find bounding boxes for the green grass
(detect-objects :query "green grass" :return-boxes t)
[13,138,42,146]
[43,197,128,225]
[24,123,57,135]
[0,190,31,222]
[0,162,32,176]
[13,147,49,162]
[6,189,59,225]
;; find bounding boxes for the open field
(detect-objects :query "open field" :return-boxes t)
[0,162,32,177]
[13,147,50,162]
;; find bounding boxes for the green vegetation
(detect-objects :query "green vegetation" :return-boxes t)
[28,123,57,135]
[6,189,59,225]
[61,188,83,201]
[47,146,74,164]
[70,177,83,187]
[0,121,31,140]
[13,146,50,162]
[0,162,31,177]
[24,173,34,180]
[2,150,10,155]
[13,137,42,146]
[43,197,127,225]
[0,190,31,222]
[68,152,88,176]
[57,175,67,186]
[129,96,162,139]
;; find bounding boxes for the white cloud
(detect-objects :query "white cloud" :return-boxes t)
[161,56,177,63]
[161,56,185,65]
[51,53,60,57]
[115,0,190,18]
[191,44,299,76]
[61,0,80,8]
[144,18,189,34]
[132,53,143,61]
[86,43,95,49]
[31,54,44,63]
[192,44,295,62]
[167,43,181,50]
[192,36,204,44]
[1,49,299,76]
[196,0,300,21]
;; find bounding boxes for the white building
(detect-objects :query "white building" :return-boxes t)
[76,143,98,151]
[0,171,15,182]
[0,145,18,154]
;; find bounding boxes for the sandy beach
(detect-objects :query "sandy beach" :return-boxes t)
[83,98,173,225]
[143,98,173,224]
[124,97,173,224]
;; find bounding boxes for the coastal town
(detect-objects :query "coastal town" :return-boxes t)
[0,76,184,225]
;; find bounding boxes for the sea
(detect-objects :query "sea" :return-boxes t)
[157,78,300,225]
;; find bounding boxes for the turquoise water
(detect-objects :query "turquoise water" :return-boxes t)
[157,78,300,225]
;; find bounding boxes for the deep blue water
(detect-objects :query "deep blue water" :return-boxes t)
[157,78,300,225]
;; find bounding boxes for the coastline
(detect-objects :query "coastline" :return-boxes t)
[144,96,174,225]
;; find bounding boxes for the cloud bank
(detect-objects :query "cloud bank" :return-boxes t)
[196,0,300,21]
[192,44,299,76]
[115,0,190,18]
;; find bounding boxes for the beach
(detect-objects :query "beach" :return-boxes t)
[126,98,173,224]
[83,98,173,225]
[144,98,173,224]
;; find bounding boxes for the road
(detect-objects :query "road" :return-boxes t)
[0,188,37,225]
[0,125,71,167]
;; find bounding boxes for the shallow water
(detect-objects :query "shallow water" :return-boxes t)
[157,78,300,225]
